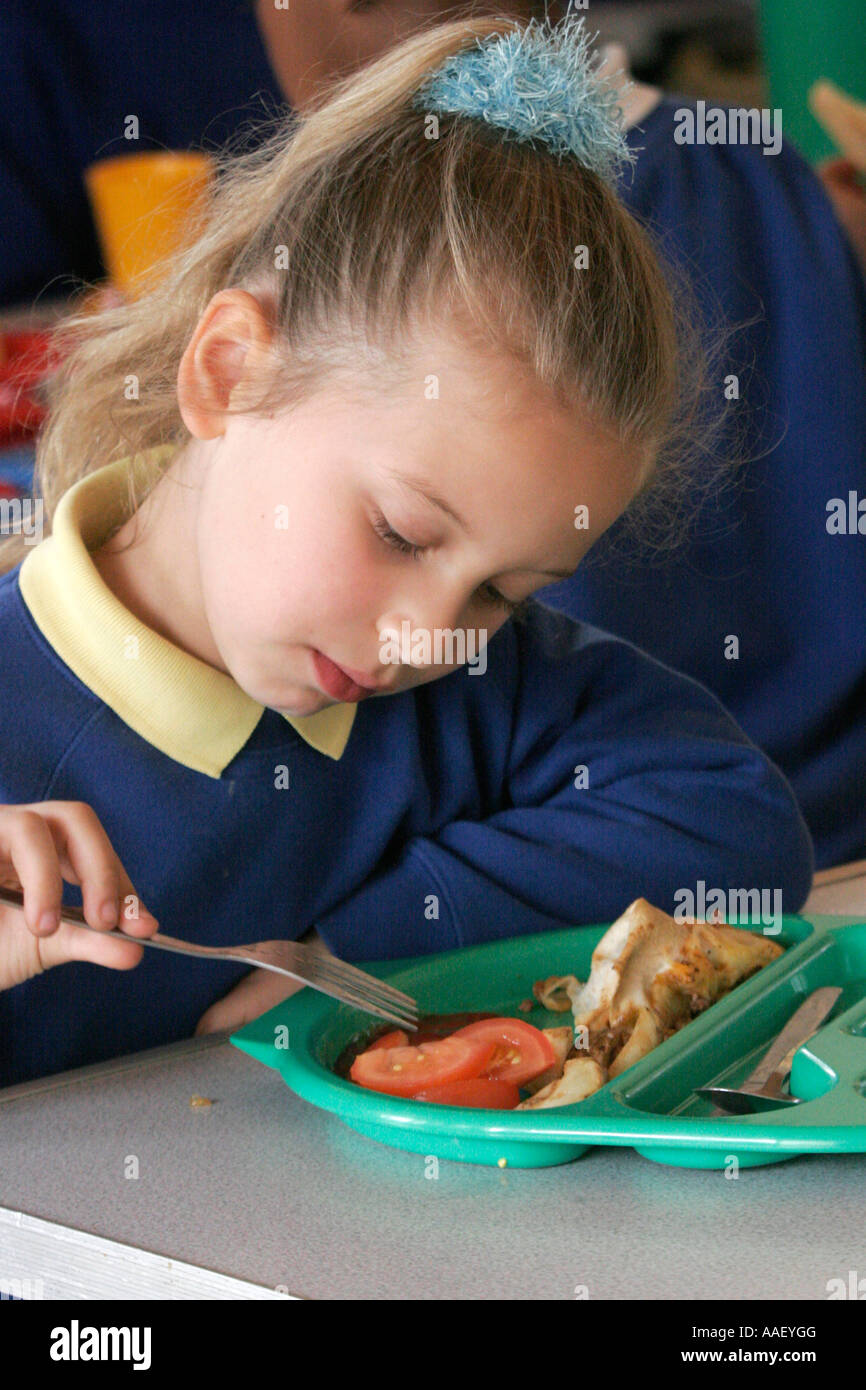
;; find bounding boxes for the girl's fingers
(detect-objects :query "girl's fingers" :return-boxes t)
[818,157,866,197]
[809,80,866,171]
[33,801,159,938]
[0,800,160,985]
[39,919,146,973]
[0,807,66,936]
[195,969,305,1035]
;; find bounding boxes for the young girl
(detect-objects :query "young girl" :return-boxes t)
[0,15,812,1088]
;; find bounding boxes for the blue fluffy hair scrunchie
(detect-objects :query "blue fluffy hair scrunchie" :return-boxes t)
[412,12,635,183]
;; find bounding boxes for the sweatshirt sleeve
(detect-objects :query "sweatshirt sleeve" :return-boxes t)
[315,606,814,961]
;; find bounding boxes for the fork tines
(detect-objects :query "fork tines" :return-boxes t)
[300,941,419,1031]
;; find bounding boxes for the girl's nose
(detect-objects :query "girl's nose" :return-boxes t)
[377,612,421,670]
[377,598,472,670]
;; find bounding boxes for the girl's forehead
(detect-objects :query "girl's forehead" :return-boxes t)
[263,338,634,496]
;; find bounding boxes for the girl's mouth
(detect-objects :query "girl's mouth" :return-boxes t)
[311,650,380,702]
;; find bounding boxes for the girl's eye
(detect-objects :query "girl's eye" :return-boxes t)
[373,513,528,618]
[372,513,426,559]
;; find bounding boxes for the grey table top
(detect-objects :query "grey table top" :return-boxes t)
[2,871,866,1301]
[1,1029,864,1301]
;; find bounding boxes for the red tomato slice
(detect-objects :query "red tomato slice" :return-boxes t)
[408,1011,498,1045]
[366,1029,410,1052]
[451,1017,556,1087]
[350,1034,496,1097]
[413,1078,521,1109]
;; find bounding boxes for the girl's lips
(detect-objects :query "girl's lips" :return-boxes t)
[311,650,379,702]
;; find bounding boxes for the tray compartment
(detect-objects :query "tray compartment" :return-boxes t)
[611,921,846,1119]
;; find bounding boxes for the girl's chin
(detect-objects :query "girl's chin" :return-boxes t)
[273,696,333,717]
[261,688,330,716]
[234,674,330,716]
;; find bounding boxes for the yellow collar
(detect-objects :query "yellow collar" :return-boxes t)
[18,449,357,776]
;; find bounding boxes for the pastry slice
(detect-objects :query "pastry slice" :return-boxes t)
[526,898,784,1107]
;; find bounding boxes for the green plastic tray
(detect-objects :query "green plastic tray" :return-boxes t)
[231,913,866,1169]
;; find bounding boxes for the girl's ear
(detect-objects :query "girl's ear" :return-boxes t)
[177,289,277,439]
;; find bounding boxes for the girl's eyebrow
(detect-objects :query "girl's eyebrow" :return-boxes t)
[381,466,574,581]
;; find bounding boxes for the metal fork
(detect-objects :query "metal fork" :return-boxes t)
[0,885,418,1030]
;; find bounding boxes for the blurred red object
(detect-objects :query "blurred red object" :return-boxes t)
[0,329,65,446]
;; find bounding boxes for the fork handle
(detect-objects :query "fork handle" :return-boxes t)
[0,884,248,965]
[84,924,251,965]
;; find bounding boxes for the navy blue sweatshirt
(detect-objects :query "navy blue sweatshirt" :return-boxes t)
[0,456,812,1087]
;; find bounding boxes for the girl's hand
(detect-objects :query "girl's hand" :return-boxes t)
[817,156,866,278]
[809,80,866,174]
[195,968,305,1035]
[0,801,160,992]
[810,80,866,278]
[195,927,328,1034]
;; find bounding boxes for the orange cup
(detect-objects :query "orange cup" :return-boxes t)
[83,150,213,298]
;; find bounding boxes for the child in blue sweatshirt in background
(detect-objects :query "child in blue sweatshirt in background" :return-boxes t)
[0,16,812,1088]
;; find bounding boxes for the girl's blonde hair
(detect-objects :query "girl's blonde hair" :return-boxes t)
[2,12,723,577]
